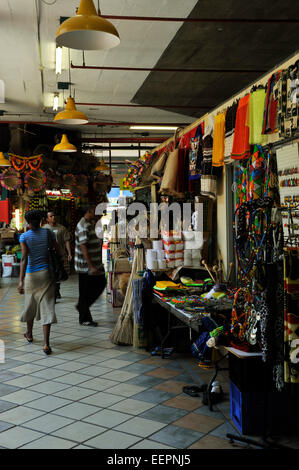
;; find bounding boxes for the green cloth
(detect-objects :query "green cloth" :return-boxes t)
[248,89,267,145]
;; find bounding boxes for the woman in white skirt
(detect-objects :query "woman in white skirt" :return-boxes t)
[18,210,60,355]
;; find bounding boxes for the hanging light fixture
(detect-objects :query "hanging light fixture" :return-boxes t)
[56,0,120,51]
[54,96,88,125]
[95,157,109,172]
[0,152,11,167]
[53,134,77,153]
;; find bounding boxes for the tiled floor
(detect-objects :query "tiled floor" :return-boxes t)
[0,276,297,449]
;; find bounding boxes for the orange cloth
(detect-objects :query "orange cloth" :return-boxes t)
[212,111,226,167]
[231,94,251,160]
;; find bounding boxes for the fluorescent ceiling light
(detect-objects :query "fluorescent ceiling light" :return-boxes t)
[130,126,178,131]
[53,94,59,111]
[56,47,62,74]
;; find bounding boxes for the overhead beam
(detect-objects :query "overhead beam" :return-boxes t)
[71,63,267,74]
[0,121,190,128]
[76,102,210,109]
[79,137,165,143]
[102,15,299,23]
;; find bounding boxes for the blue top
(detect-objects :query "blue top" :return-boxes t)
[20,228,55,274]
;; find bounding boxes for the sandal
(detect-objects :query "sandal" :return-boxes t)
[24,333,33,343]
[182,384,207,397]
[43,347,52,355]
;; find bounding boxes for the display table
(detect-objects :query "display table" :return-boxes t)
[153,293,203,332]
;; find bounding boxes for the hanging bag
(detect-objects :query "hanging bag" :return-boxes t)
[160,128,183,195]
[46,229,68,283]
[151,148,169,181]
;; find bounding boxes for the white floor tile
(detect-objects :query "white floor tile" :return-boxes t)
[53,402,101,420]
[0,426,44,449]
[83,409,132,428]
[26,396,72,412]
[109,399,156,415]
[1,389,45,405]
[81,391,125,408]
[114,416,167,438]
[84,430,141,449]
[53,421,106,442]
[20,435,76,449]
[0,406,45,425]
[22,413,74,433]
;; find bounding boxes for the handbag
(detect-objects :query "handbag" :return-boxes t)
[46,229,69,282]
[160,128,184,195]
[200,174,217,200]
[150,149,168,181]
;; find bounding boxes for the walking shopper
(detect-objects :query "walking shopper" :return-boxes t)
[44,211,72,300]
[75,205,106,327]
[18,210,60,355]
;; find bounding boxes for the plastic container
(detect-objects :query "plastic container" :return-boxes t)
[192,249,201,259]
[166,260,175,268]
[156,250,165,260]
[153,240,163,250]
[175,242,184,251]
[182,231,194,241]
[158,260,166,269]
[146,249,157,260]
[1,254,15,277]
[147,260,158,270]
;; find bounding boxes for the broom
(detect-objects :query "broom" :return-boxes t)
[110,237,143,345]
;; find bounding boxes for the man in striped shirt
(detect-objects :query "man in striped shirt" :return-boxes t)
[75,206,106,326]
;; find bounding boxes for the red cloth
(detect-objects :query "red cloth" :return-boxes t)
[0,199,10,224]
[231,94,251,160]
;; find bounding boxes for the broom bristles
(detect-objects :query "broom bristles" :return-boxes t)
[114,314,133,345]
[109,313,124,343]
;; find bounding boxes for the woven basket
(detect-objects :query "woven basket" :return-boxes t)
[71,175,88,196]
[63,174,76,189]
[24,169,46,193]
[0,168,22,190]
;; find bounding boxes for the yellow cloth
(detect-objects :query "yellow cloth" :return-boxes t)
[248,89,267,145]
[212,111,226,167]
[155,281,186,290]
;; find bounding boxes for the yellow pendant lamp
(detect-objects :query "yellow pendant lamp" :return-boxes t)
[95,157,110,172]
[56,0,120,51]
[0,152,11,167]
[54,96,88,125]
[53,134,77,153]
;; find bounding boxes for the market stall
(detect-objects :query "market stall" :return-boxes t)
[109,51,299,437]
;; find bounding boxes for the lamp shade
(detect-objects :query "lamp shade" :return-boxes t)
[53,134,77,153]
[95,158,110,172]
[54,97,88,125]
[0,152,11,167]
[56,0,120,51]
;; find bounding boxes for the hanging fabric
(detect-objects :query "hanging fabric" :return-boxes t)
[224,100,238,164]
[262,71,281,134]
[248,88,267,145]
[231,94,251,161]
[188,124,203,180]
[212,111,226,167]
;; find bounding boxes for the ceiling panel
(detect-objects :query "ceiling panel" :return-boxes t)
[132,0,299,118]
